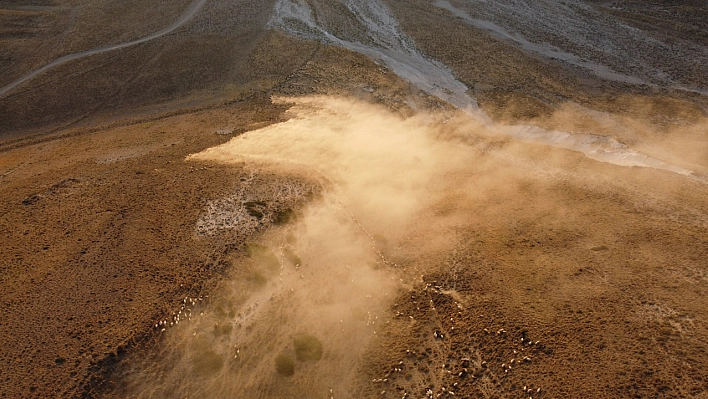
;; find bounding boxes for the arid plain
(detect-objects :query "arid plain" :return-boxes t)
[1,1,708,398]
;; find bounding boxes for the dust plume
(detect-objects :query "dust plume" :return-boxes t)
[497,95,708,178]
[191,96,484,239]
[113,96,502,399]
[116,95,705,398]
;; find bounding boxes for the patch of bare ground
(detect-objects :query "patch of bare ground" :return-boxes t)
[382,0,708,175]
[56,0,194,54]
[0,0,279,140]
[594,0,708,46]
[0,4,71,87]
[383,0,708,118]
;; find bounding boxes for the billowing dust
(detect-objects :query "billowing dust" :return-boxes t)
[119,96,706,398]
[124,195,400,398]
[192,96,484,238]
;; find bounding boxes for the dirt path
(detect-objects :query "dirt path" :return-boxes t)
[0,0,208,98]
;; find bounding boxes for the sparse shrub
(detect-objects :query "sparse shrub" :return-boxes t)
[213,323,233,337]
[294,335,323,362]
[273,208,296,225]
[214,304,227,318]
[250,272,268,287]
[275,354,295,376]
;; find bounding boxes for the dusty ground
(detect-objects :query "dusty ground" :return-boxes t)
[360,161,708,398]
[0,0,279,136]
[1,1,708,398]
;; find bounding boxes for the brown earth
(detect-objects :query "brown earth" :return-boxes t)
[0,97,285,398]
[361,161,708,398]
[1,1,708,398]
[0,0,279,137]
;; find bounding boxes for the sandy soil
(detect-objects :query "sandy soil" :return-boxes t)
[1,1,708,398]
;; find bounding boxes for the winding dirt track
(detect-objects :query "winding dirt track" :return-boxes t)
[0,0,208,98]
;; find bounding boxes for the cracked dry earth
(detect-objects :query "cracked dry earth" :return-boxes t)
[1,1,708,399]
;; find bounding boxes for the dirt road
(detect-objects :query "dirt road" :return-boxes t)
[0,0,208,98]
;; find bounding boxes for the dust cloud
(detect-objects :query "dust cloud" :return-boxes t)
[504,97,708,178]
[191,96,484,238]
[116,96,504,399]
[117,95,705,398]
[122,195,400,398]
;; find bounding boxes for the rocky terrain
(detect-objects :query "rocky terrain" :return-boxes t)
[1,1,707,398]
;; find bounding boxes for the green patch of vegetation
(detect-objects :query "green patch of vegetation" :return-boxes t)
[275,354,295,376]
[305,190,324,202]
[213,299,237,319]
[294,335,323,362]
[249,272,268,287]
